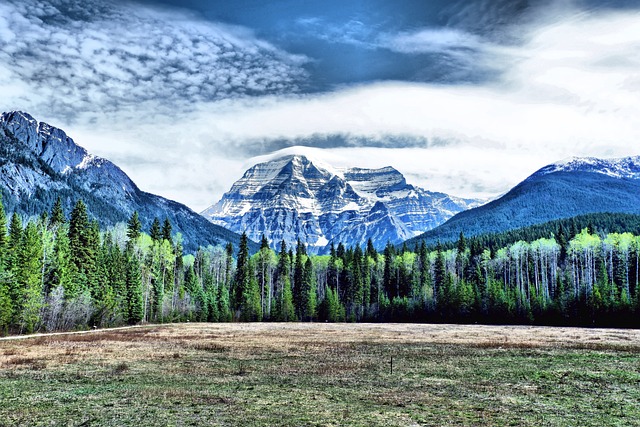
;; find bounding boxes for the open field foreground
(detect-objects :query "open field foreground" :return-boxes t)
[1,324,640,426]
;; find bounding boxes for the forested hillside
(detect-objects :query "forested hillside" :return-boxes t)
[1,195,639,335]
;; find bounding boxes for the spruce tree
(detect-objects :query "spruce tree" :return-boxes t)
[302,257,316,321]
[127,211,141,242]
[434,241,446,305]
[162,218,172,243]
[232,233,250,312]
[7,213,22,273]
[125,247,144,325]
[0,196,12,333]
[150,217,162,242]
[293,239,306,319]
[17,222,44,333]
[274,240,294,321]
[0,194,7,270]
[50,197,65,226]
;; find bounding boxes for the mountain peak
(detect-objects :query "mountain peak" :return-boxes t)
[203,155,480,252]
[531,155,640,181]
[0,110,92,175]
[0,110,254,253]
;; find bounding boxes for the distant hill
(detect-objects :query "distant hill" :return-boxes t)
[406,156,640,247]
[0,111,257,253]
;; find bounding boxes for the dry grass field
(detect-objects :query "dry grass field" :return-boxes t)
[1,323,639,426]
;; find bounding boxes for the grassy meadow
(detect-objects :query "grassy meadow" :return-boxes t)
[1,323,639,426]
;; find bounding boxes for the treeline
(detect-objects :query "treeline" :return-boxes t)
[431,212,640,254]
[1,197,640,335]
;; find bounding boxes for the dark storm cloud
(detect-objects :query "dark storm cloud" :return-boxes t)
[216,133,468,158]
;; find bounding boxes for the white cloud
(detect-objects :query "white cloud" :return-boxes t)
[377,28,484,54]
[2,1,640,214]
[0,0,308,118]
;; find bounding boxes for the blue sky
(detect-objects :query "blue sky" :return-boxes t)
[1,0,640,210]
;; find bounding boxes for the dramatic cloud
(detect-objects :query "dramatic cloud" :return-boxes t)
[1,0,639,212]
[0,0,308,119]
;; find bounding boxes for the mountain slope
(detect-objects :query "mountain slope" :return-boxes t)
[406,156,640,246]
[202,154,481,252]
[0,111,255,253]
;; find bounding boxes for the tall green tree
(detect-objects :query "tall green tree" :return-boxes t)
[16,222,44,333]
[125,247,144,325]
[127,211,142,242]
[274,240,295,321]
[150,218,162,242]
[50,197,65,226]
[162,218,172,243]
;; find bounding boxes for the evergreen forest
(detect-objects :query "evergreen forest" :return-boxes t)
[1,196,639,335]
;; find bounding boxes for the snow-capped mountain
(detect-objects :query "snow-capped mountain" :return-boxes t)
[407,154,640,246]
[0,111,254,253]
[202,155,481,252]
[530,155,640,180]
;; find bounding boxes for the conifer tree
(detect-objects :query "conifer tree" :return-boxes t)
[127,211,141,242]
[232,233,250,312]
[302,257,316,321]
[0,194,7,269]
[0,195,12,333]
[274,240,294,321]
[150,217,162,242]
[162,218,172,243]
[50,197,65,226]
[383,241,396,299]
[293,239,306,319]
[7,213,22,273]
[434,241,446,304]
[17,222,44,333]
[125,247,143,324]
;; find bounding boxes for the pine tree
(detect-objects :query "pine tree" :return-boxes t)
[232,233,250,312]
[366,238,377,259]
[383,241,396,299]
[7,213,22,273]
[17,222,44,333]
[162,218,172,243]
[50,197,65,226]
[0,194,7,270]
[68,200,98,295]
[274,240,294,321]
[0,196,12,333]
[150,218,162,242]
[127,211,141,242]
[434,241,446,305]
[293,239,306,319]
[125,247,143,325]
[302,257,316,321]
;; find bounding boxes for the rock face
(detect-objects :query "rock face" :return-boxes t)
[202,155,481,252]
[0,111,254,253]
[406,155,640,247]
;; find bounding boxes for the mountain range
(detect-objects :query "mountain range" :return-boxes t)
[0,111,254,253]
[406,155,640,247]
[202,154,481,252]
[3,110,639,255]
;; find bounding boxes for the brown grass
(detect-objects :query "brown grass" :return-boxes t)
[1,323,638,370]
[0,323,639,426]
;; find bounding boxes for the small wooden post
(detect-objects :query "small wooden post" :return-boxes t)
[390,356,393,375]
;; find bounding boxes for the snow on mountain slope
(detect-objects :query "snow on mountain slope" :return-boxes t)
[202,154,482,252]
[530,155,640,181]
